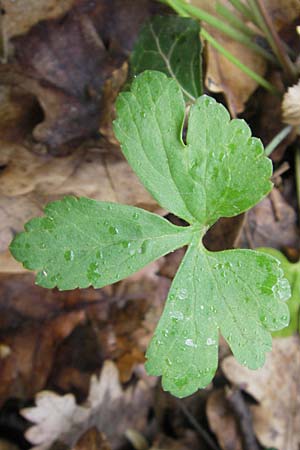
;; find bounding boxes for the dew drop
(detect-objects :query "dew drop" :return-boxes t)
[178,288,187,300]
[206,337,216,346]
[42,270,48,277]
[109,226,119,235]
[165,357,172,366]
[185,338,197,348]
[133,212,139,220]
[87,262,101,283]
[64,250,74,262]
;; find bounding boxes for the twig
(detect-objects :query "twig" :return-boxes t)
[176,400,220,450]
[226,387,260,450]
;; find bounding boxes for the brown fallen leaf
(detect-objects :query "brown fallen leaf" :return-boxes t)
[206,390,242,450]
[1,0,75,41]
[72,428,111,450]
[22,361,153,450]
[190,0,266,115]
[190,0,300,115]
[240,188,300,250]
[0,273,87,407]
[1,0,159,151]
[222,336,300,450]
[0,144,159,272]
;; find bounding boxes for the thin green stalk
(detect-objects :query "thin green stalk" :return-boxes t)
[216,3,256,37]
[295,147,300,216]
[168,0,277,64]
[265,125,292,156]
[227,0,256,21]
[201,28,279,95]
[162,0,188,16]
[248,0,297,80]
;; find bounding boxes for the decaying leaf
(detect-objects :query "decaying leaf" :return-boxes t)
[189,0,266,115]
[1,0,161,151]
[22,361,153,450]
[282,79,300,127]
[222,336,300,450]
[206,390,242,450]
[72,428,111,450]
[0,259,168,405]
[0,273,86,406]
[240,188,300,250]
[189,0,300,115]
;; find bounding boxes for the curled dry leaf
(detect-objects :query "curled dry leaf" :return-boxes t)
[222,336,300,450]
[22,361,153,450]
[189,0,266,115]
[282,79,300,127]
[190,0,300,115]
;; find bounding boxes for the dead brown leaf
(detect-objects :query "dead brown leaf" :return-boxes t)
[22,361,153,450]
[240,188,300,250]
[190,0,266,115]
[0,0,159,151]
[222,336,300,450]
[72,428,111,450]
[1,0,75,41]
[206,390,242,450]
[0,273,87,406]
[190,0,300,115]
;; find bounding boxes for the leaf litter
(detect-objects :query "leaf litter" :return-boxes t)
[0,0,300,449]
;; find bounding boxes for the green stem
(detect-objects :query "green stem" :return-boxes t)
[216,3,256,37]
[295,146,300,216]
[168,0,277,64]
[248,0,297,80]
[265,125,292,156]
[201,28,279,95]
[227,0,256,21]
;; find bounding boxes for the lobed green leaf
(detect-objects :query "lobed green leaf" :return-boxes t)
[146,242,290,397]
[114,71,272,226]
[10,197,194,291]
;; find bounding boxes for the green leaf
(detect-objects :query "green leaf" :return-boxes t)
[146,242,290,397]
[10,196,194,291]
[259,248,300,337]
[131,15,202,101]
[114,71,272,226]
[10,71,291,398]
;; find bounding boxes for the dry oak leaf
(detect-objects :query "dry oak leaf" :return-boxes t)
[22,361,153,450]
[282,79,300,128]
[222,336,300,450]
[0,144,158,272]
